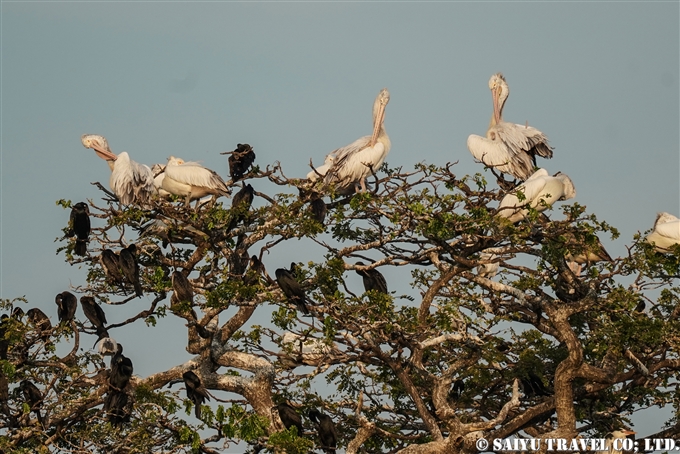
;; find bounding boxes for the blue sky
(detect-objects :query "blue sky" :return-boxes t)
[1,1,678,438]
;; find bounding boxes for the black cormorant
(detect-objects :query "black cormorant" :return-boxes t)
[275,268,310,314]
[183,370,211,419]
[68,202,91,256]
[20,380,43,425]
[355,262,388,294]
[119,244,143,297]
[225,143,256,182]
[308,408,338,454]
[276,402,303,436]
[55,291,77,323]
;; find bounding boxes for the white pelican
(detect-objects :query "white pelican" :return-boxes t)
[81,134,155,205]
[151,164,171,198]
[645,212,680,252]
[497,168,575,223]
[467,73,553,181]
[311,88,391,193]
[162,156,231,205]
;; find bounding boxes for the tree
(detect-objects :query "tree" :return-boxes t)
[1,159,679,453]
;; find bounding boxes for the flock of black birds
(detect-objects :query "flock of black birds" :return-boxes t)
[276,402,338,454]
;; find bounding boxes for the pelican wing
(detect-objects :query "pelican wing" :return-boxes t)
[467,134,535,181]
[165,161,229,194]
[110,152,154,205]
[655,219,680,241]
[500,123,553,159]
[324,135,388,187]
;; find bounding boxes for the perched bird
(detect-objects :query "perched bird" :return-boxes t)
[563,232,613,275]
[151,163,171,198]
[55,291,77,323]
[448,379,465,401]
[11,307,24,321]
[162,156,231,206]
[67,202,91,256]
[109,344,133,391]
[171,271,194,306]
[104,389,130,426]
[27,308,52,344]
[227,184,255,231]
[101,249,124,286]
[467,73,553,181]
[225,143,256,182]
[598,429,636,454]
[310,196,327,225]
[308,409,339,454]
[275,268,310,314]
[97,335,119,356]
[243,256,272,287]
[183,371,211,419]
[119,244,143,297]
[645,212,680,253]
[520,372,552,397]
[80,296,108,338]
[355,262,388,294]
[20,380,43,425]
[307,154,335,182]
[476,251,499,278]
[81,134,155,205]
[497,169,575,223]
[276,402,303,436]
[310,88,391,193]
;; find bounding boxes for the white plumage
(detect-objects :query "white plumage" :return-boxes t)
[311,88,391,193]
[597,429,636,454]
[645,212,680,252]
[151,163,171,198]
[97,336,118,356]
[467,73,553,181]
[162,156,230,205]
[497,168,575,223]
[82,134,155,205]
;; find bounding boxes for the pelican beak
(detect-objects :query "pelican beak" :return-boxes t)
[491,85,501,125]
[621,430,637,435]
[370,101,386,147]
[91,144,117,161]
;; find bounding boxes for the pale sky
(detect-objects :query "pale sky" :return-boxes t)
[1,1,678,440]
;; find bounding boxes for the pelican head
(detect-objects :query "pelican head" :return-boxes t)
[370,88,390,146]
[82,134,117,161]
[489,73,508,125]
[554,172,576,200]
[167,156,185,166]
[655,212,678,227]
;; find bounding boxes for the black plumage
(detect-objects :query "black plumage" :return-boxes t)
[355,262,388,294]
[55,291,77,323]
[171,271,194,305]
[521,372,552,397]
[275,268,310,314]
[119,244,143,297]
[11,307,24,321]
[276,403,303,436]
[227,184,255,231]
[20,380,43,425]
[310,197,327,225]
[183,371,211,419]
[68,202,91,256]
[27,308,52,344]
[227,143,256,182]
[101,249,124,286]
[448,379,465,401]
[80,296,108,338]
[104,389,130,426]
[109,344,134,391]
[308,409,338,454]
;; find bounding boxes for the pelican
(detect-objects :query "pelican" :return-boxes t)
[162,156,231,205]
[467,73,553,181]
[151,163,171,198]
[81,134,155,205]
[311,88,391,192]
[497,169,575,223]
[645,212,680,252]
